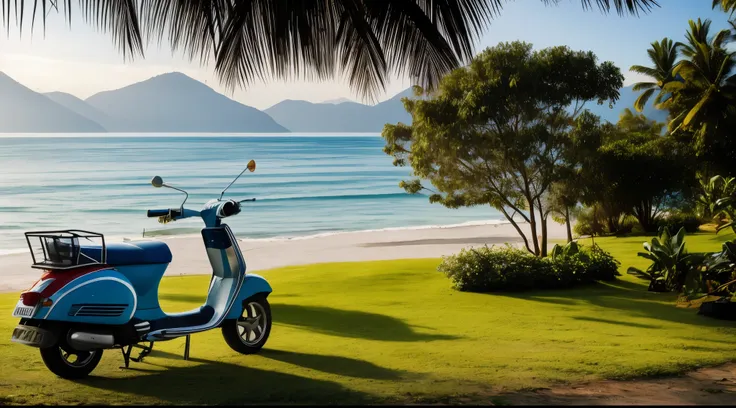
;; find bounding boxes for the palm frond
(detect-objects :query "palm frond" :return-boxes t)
[631,81,656,91]
[0,0,662,98]
[630,64,659,77]
[633,87,655,112]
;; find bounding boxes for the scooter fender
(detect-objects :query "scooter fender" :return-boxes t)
[40,268,137,325]
[225,273,272,320]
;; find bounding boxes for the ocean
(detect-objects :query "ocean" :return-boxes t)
[0,135,502,254]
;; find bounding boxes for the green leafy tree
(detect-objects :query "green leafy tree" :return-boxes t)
[1,1,658,99]
[382,41,624,257]
[570,111,630,235]
[576,109,694,233]
[547,177,581,243]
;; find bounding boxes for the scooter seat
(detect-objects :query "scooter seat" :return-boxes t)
[81,241,173,266]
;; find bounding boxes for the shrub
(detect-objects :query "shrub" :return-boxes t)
[573,206,639,236]
[617,215,639,235]
[657,212,703,234]
[573,206,606,237]
[438,244,619,293]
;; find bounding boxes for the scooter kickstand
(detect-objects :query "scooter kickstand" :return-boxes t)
[120,345,133,369]
[183,335,190,361]
[130,342,154,363]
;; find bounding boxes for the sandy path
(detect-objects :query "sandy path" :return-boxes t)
[497,362,736,405]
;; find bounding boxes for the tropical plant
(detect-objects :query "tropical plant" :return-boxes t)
[1,1,659,99]
[627,226,692,292]
[683,240,736,301]
[550,240,581,259]
[630,38,681,112]
[382,41,624,257]
[696,175,736,220]
[715,191,736,234]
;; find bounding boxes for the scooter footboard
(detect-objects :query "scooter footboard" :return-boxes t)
[224,274,272,320]
[40,269,137,325]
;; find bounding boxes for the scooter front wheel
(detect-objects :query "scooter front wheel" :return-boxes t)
[40,344,103,379]
[221,296,272,354]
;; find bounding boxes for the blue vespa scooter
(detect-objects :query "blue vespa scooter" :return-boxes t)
[9,160,272,379]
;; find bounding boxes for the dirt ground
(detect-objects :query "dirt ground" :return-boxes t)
[497,362,736,405]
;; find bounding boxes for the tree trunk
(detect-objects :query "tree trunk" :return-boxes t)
[499,206,534,255]
[525,196,540,256]
[540,213,549,257]
[565,206,573,243]
[634,199,656,232]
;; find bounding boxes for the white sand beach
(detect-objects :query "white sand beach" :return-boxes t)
[0,221,568,293]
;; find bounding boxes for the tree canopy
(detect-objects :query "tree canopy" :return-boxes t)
[382,41,624,256]
[1,0,658,100]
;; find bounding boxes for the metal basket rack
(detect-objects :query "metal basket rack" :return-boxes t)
[24,230,106,270]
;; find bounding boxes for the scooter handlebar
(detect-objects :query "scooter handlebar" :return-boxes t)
[147,208,182,218]
[147,209,169,217]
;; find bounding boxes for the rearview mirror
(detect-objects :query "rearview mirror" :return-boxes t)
[247,160,256,172]
[151,176,164,188]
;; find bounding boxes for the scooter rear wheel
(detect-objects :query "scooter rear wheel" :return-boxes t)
[40,344,103,379]
[222,296,272,354]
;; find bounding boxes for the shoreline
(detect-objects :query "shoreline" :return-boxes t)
[0,220,567,293]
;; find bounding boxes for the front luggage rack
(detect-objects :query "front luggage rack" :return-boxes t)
[24,230,106,270]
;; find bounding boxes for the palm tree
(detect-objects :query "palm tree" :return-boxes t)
[713,0,736,15]
[629,38,680,112]
[664,19,736,139]
[1,0,659,100]
[662,18,736,175]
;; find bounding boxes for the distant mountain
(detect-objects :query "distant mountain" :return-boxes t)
[44,92,114,130]
[584,85,669,124]
[86,72,288,133]
[266,85,670,133]
[321,97,354,104]
[265,87,417,132]
[0,72,106,133]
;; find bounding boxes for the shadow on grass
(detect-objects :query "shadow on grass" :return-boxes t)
[572,316,661,329]
[81,359,376,405]
[498,281,736,329]
[272,303,459,342]
[260,349,407,380]
[144,347,405,381]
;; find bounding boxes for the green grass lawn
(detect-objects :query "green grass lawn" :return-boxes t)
[1,232,735,405]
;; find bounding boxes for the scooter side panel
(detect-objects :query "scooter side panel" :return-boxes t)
[115,264,167,311]
[42,269,137,325]
[224,274,272,320]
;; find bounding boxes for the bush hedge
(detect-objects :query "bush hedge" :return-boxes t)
[656,212,704,234]
[437,245,619,292]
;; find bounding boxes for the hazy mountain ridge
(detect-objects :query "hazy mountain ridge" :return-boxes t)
[85,72,288,133]
[44,92,115,130]
[0,70,668,134]
[264,85,669,132]
[265,87,418,132]
[0,72,106,133]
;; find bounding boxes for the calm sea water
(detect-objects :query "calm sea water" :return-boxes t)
[0,135,501,253]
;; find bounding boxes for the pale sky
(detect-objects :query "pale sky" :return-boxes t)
[0,0,731,110]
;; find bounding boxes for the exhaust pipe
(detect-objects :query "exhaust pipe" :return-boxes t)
[67,331,115,350]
